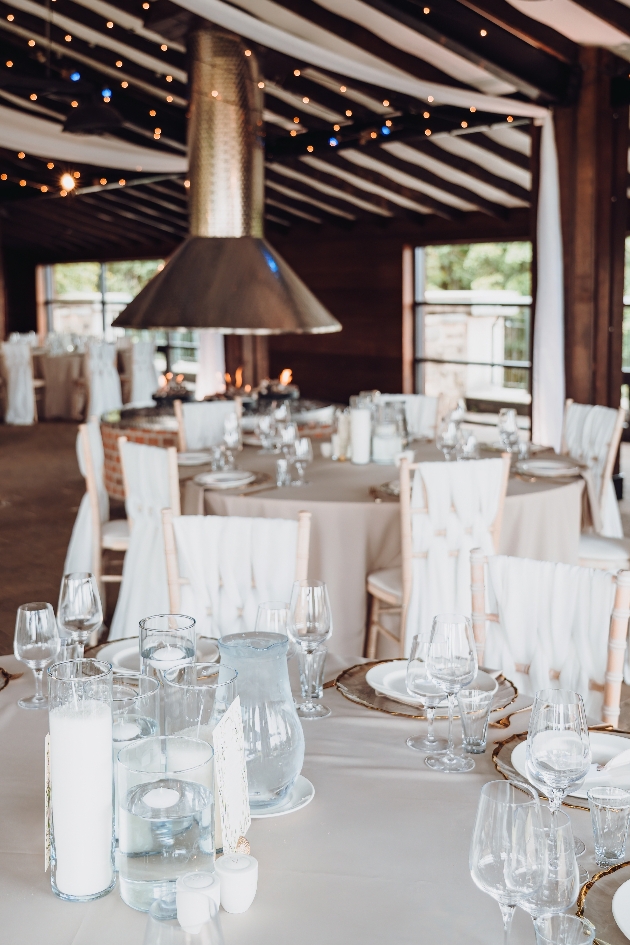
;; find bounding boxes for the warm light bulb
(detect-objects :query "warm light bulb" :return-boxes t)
[290,130,297,136]
[160,44,167,50]
[294,69,300,76]
[382,99,389,106]
[73,170,80,178]
[154,127,161,134]
[345,109,352,116]
[115,60,122,67]
[60,189,67,196]
[427,95,434,103]
[166,95,173,102]
[30,93,37,100]
[19,179,26,186]
[106,20,113,27]
[60,173,75,190]
[211,90,218,97]
[41,185,47,192]
[121,81,128,88]
[480,29,487,36]
[6,60,13,67]
[258,81,265,89]
[184,179,190,188]
[28,39,35,46]
[71,100,78,107]
[306,145,313,152]
[100,178,107,185]
[142,2,149,8]
[17,151,25,159]
[425,128,431,136]
[461,121,468,128]
[333,123,340,131]
[119,178,125,185]
[165,75,172,82]
[7,13,14,20]
[370,131,377,138]
[507,115,513,122]
[0,174,6,180]
[244,49,251,57]
[47,162,54,169]
[470,106,477,113]
[423,111,429,118]
[64,33,71,41]
[340,85,346,92]
[385,120,392,127]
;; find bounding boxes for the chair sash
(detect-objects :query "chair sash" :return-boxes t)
[128,340,158,405]
[64,419,109,574]
[86,342,122,418]
[109,441,171,639]
[2,340,34,425]
[564,403,623,538]
[377,394,438,439]
[182,400,237,450]
[171,514,299,637]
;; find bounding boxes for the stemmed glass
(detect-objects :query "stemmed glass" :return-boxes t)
[288,580,332,720]
[291,438,313,486]
[518,808,579,919]
[57,572,103,659]
[14,602,60,709]
[498,408,520,452]
[425,613,477,772]
[436,419,463,461]
[405,632,447,754]
[257,414,278,453]
[470,779,547,945]
[526,689,591,856]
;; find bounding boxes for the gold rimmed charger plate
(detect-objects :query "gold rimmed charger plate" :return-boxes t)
[577,861,630,945]
[334,659,517,720]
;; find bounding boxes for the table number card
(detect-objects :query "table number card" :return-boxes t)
[213,696,250,854]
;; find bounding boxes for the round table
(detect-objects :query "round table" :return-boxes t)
[181,445,585,657]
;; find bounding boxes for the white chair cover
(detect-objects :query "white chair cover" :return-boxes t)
[564,402,623,538]
[181,400,237,450]
[483,555,616,720]
[404,458,505,654]
[64,419,109,574]
[109,441,171,639]
[130,340,159,405]
[2,340,34,425]
[378,394,439,439]
[86,341,122,419]
[171,514,299,637]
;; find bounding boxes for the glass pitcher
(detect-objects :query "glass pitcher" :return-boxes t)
[217,632,304,812]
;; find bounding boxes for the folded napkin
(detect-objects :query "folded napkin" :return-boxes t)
[582,748,630,788]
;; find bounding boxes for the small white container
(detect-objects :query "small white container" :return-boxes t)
[176,871,221,933]
[214,853,258,913]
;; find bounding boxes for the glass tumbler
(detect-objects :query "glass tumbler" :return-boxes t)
[533,915,596,945]
[162,663,238,741]
[458,688,494,753]
[143,892,225,945]
[113,673,160,839]
[587,786,630,867]
[48,659,115,901]
[117,735,215,912]
[140,615,196,682]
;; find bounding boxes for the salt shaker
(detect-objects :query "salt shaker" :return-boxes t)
[214,854,258,913]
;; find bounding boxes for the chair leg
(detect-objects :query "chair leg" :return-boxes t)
[366,594,381,659]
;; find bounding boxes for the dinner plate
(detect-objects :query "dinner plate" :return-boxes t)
[96,636,220,675]
[365,662,498,707]
[511,732,630,799]
[250,776,315,819]
[514,459,581,478]
[193,470,256,490]
[177,451,213,466]
[613,879,630,940]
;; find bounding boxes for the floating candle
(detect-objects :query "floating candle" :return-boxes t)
[143,787,180,808]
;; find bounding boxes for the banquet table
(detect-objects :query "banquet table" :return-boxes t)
[181,445,585,657]
[33,352,84,420]
[0,654,594,945]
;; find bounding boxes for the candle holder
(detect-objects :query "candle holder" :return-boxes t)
[163,663,237,741]
[113,673,160,840]
[48,659,115,901]
[139,615,196,683]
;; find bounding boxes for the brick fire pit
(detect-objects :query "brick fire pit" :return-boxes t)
[101,406,179,500]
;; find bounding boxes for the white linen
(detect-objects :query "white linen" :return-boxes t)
[130,340,159,405]
[195,330,226,400]
[109,441,171,639]
[532,114,565,451]
[483,555,616,720]
[64,419,109,574]
[171,514,299,637]
[1,340,34,425]
[86,341,123,419]
[404,457,505,653]
[564,402,623,538]
[182,400,237,450]
[378,393,438,439]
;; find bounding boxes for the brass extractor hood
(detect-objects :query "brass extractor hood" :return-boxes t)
[113,25,341,335]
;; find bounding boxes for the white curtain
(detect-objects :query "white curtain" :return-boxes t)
[2,340,34,425]
[64,419,109,574]
[532,113,565,452]
[86,342,123,419]
[195,331,226,401]
[131,340,159,405]
[564,403,623,538]
[483,555,615,720]
[171,514,299,637]
[109,441,171,639]
[182,400,237,450]
[378,394,439,439]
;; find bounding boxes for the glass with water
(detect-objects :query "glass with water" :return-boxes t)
[139,615,196,682]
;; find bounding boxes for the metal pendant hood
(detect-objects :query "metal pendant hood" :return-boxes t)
[113,25,341,335]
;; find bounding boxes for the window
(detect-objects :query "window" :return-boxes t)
[415,241,532,424]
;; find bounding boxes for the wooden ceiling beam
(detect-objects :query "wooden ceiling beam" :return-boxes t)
[94,192,187,235]
[453,0,579,64]
[405,138,531,202]
[265,164,375,223]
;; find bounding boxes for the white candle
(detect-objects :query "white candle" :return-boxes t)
[215,854,258,913]
[143,787,180,808]
[176,871,221,932]
[49,699,113,898]
[148,645,189,671]
[350,408,371,465]
[113,719,142,743]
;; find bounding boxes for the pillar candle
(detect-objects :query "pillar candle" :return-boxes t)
[350,408,371,465]
[215,854,258,913]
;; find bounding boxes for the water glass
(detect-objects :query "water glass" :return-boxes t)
[162,663,238,741]
[297,644,329,719]
[255,601,290,636]
[139,614,196,682]
[291,437,313,486]
[459,434,479,461]
[587,786,630,866]
[143,892,225,945]
[14,601,60,709]
[405,632,447,754]
[256,414,277,453]
[533,915,595,945]
[288,580,333,719]
[117,735,215,912]
[498,408,519,452]
[436,419,462,461]
[276,458,291,487]
[57,572,103,658]
[113,673,160,838]
[458,688,494,753]
[518,808,579,919]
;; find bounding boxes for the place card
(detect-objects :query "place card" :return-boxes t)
[213,696,250,854]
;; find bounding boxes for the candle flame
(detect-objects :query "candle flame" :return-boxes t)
[176,374,184,383]
[279,368,292,386]
[158,374,166,388]
[235,366,243,389]
[225,372,232,385]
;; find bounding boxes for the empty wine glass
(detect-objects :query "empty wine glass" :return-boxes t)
[436,419,463,461]
[470,779,547,945]
[498,408,520,452]
[425,613,478,772]
[288,580,332,719]
[291,438,313,486]
[405,632,448,754]
[257,414,277,453]
[57,572,103,659]
[518,808,579,919]
[14,602,60,709]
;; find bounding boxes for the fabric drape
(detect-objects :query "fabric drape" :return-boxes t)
[86,342,123,419]
[182,400,237,450]
[64,419,109,574]
[564,403,623,538]
[1,340,34,425]
[195,331,226,401]
[130,340,159,406]
[377,394,438,439]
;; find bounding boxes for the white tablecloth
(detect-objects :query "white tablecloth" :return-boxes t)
[0,654,592,945]
[182,446,585,657]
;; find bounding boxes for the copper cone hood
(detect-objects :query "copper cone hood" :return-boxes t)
[113,25,341,335]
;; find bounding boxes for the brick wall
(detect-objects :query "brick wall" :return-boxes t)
[101,420,178,500]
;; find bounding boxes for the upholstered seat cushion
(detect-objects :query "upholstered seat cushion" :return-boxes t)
[367,567,402,604]
[578,532,630,568]
[101,518,130,551]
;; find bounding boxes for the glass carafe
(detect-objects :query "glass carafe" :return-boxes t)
[217,632,304,812]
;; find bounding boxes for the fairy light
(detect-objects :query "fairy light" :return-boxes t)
[382,99,389,106]
[30,93,37,100]
[60,189,67,196]
[160,44,167,51]
[423,111,430,118]
[100,178,107,185]
[425,128,431,136]
[428,95,434,103]
[28,39,35,46]
[470,106,477,113]
[6,60,13,66]
[17,151,25,159]
[306,144,314,152]
[149,109,156,116]
[507,115,513,122]
[41,185,47,192]
[165,75,172,82]
[115,60,122,67]
[71,100,78,107]
[19,179,26,186]
[385,120,392,127]
[0,174,6,180]
[121,80,128,88]
[166,95,173,102]
[480,29,487,36]
[211,90,218,97]
[47,162,54,169]
[73,170,80,178]
[340,85,346,92]
[60,173,75,190]
[345,109,352,116]
[64,33,71,41]
[461,121,468,128]
[184,179,190,188]
[119,178,125,185]
[106,20,113,27]
[244,50,251,57]
[7,13,14,20]
[333,123,340,131]
[290,130,297,136]
[370,131,377,139]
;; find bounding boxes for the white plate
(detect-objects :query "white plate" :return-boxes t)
[511,732,630,799]
[365,662,497,707]
[250,775,315,819]
[97,636,220,675]
[515,459,580,478]
[612,878,630,940]
[193,471,256,490]
[177,452,213,466]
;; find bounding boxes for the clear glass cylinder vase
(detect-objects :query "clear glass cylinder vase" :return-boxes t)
[48,658,115,901]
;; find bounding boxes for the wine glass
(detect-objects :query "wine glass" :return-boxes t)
[14,602,60,709]
[470,779,547,945]
[405,633,448,754]
[57,572,103,659]
[257,414,277,453]
[288,580,332,720]
[518,807,579,919]
[526,689,591,855]
[291,437,313,486]
[498,408,519,452]
[425,613,477,772]
[436,419,463,461]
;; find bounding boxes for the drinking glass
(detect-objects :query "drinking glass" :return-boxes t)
[57,572,103,658]
[256,414,277,454]
[113,673,160,838]
[470,779,547,945]
[162,663,238,741]
[275,458,291,487]
[288,580,332,719]
[459,434,479,461]
[143,891,225,945]
[14,601,60,709]
[291,437,313,486]
[587,786,630,866]
[405,632,448,754]
[498,408,519,452]
[139,614,196,682]
[297,644,329,720]
[255,601,290,636]
[518,808,579,919]
[280,422,298,457]
[425,613,478,772]
[533,915,595,945]
[436,419,463,461]
[458,688,494,754]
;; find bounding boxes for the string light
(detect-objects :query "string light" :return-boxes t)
[382,99,389,106]
[47,162,54,169]
[60,173,75,190]
[507,115,513,122]
[73,170,80,178]
[480,29,487,36]
[154,127,161,134]
[306,144,314,152]
[160,44,167,51]
[329,137,338,146]
[71,100,78,107]
[427,95,434,103]
[100,178,107,184]
[303,96,310,104]
[244,50,251,57]
[470,106,476,113]
[290,130,297,136]
[60,189,67,196]
[211,90,218,97]
[17,152,25,159]
[115,60,123,67]
[7,14,14,20]
[149,109,156,116]
[425,128,431,136]
[119,178,125,185]
[19,179,26,186]
[0,174,6,180]
[6,60,13,67]
[28,39,35,46]
[106,20,113,27]
[385,119,392,127]
[166,95,173,102]
[103,96,110,102]
[370,131,377,138]
[423,6,430,12]
[333,123,340,131]
[30,93,37,100]
[102,87,112,98]
[121,80,128,88]
[142,2,149,7]
[41,185,47,192]
[339,85,346,92]
[423,111,430,118]
[64,34,71,41]
[345,109,352,116]
[461,121,468,128]
[165,75,172,82]
[184,179,190,188]
[70,71,80,81]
